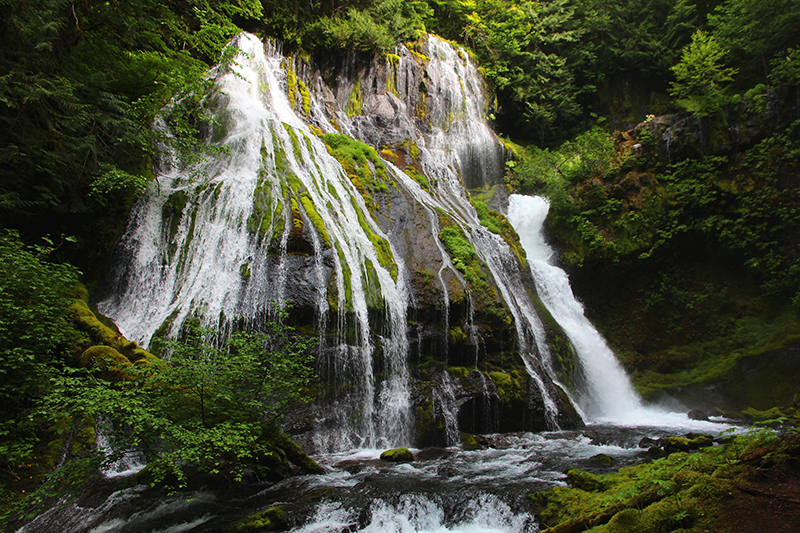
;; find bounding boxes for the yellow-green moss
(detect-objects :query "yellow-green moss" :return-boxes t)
[71,299,156,363]
[229,506,288,533]
[298,79,311,115]
[299,193,331,248]
[346,76,362,117]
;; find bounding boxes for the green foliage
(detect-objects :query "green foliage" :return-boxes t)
[39,319,315,488]
[0,230,80,471]
[316,0,427,52]
[709,0,800,85]
[670,30,738,116]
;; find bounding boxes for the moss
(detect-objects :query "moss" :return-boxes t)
[533,433,785,533]
[488,370,525,403]
[71,299,156,363]
[346,76,362,117]
[240,262,251,280]
[460,432,480,450]
[298,79,311,116]
[283,123,302,160]
[322,133,392,211]
[380,448,414,462]
[350,197,398,281]
[79,345,133,381]
[229,506,288,533]
[286,59,297,109]
[299,193,331,248]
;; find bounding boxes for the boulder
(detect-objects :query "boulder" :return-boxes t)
[380,448,415,462]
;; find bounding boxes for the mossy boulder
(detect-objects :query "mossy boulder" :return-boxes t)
[460,432,481,451]
[229,506,288,532]
[79,345,132,381]
[71,298,157,363]
[380,448,414,462]
[274,433,324,474]
[660,436,691,454]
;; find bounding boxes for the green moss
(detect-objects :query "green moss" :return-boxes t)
[299,193,331,248]
[350,197,398,281]
[229,506,288,533]
[380,448,414,462]
[322,133,392,211]
[240,262,251,280]
[460,432,480,450]
[298,79,311,116]
[346,76,362,117]
[488,370,524,403]
[286,59,298,109]
[533,433,783,533]
[71,299,156,363]
[283,123,302,160]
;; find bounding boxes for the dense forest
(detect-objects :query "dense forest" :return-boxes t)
[1,0,800,527]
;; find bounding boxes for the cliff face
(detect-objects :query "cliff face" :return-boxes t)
[95,33,582,451]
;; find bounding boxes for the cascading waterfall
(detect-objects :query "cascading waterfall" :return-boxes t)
[96,31,575,453]
[96,33,412,451]
[508,195,675,424]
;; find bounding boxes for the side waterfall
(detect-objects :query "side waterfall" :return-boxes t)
[508,195,719,427]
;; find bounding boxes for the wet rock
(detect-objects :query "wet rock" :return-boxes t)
[660,436,691,454]
[688,409,709,421]
[229,506,288,533]
[415,447,452,461]
[380,448,415,462]
[638,436,659,448]
[589,453,614,466]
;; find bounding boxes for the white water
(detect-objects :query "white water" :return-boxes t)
[96,34,412,452]
[507,195,730,429]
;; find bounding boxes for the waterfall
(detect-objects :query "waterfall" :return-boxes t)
[95,32,579,452]
[96,34,412,451]
[507,195,645,422]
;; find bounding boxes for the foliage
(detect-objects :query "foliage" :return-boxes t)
[0,230,80,473]
[315,0,427,52]
[40,319,315,487]
[709,0,800,85]
[670,30,738,116]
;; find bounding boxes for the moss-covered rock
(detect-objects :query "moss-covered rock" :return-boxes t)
[78,345,132,381]
[460,432,481,451]
[229,506,288,532]
[380,448,414,462]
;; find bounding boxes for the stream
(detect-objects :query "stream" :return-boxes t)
[17,417,733,533]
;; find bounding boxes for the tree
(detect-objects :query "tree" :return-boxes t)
[670,30,737,116]
[709,0,800,85]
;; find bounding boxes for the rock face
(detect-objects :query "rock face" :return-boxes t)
[95,33,583,452]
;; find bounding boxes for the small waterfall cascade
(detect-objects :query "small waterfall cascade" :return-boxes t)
[507,195,646,422]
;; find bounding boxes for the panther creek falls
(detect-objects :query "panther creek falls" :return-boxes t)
[18,33,738,533]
